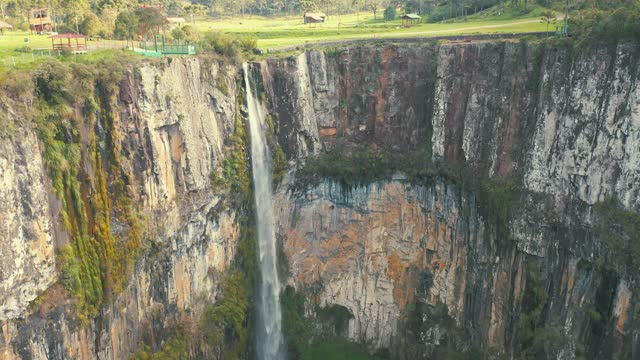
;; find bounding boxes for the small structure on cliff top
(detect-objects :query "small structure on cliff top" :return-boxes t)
[29,8,53,33]
[401,13,421,27]
[137,33,195,56]
[49,33,88,53]
[304,12,327,24]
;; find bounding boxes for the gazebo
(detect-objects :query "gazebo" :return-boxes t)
[49,33,88,53]
[401,13,421,27]
[304,12,327,24]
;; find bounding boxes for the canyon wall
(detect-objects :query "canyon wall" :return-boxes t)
[0,58,241,359]
[263,42,640,358]
[0,40,639,359]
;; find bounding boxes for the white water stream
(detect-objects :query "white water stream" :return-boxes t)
[243,63,285,360]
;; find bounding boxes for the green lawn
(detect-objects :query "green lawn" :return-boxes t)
[0,10,548,70]
[0,31,128,71]
[191,11,548,50]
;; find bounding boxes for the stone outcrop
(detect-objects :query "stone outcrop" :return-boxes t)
[0,129,57,322]
[0,58,241,359]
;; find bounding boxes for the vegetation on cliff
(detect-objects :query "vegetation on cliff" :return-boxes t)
[28,56,146,321]
[569,2,640,44]
[293,146,519,245]
[281,285,384,360]
[202,81,257,359]
[292,145,436,192]
[516,264,565,359]
[594,197,640,270]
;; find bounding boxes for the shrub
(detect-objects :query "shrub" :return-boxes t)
[238,37,258,52]
[475,175,520,241]
[0,69,34,100]
[383,6,396,21]
[570,4,640,44]
[517,264,557,358]
[171,27,186,42]
[181,25,201,44]
[14,46,32,53]
[199,31,236,56]
[202,270,249,357]
[132,328,189,360]
[293,147,393,192]
[80,13,104,38]
[281,286,313,358]
[594,197,640,269]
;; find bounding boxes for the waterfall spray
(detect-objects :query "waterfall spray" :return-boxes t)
[243,63,285,360]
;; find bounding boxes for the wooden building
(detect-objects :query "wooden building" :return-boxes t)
[29,8,53,33]
[304,12,327,24]
[50,33,88,53]
[401,13,421,27]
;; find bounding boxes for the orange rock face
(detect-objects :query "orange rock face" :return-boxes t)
[275,181,473,351]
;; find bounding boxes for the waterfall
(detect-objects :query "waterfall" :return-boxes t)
[243,63,285,360]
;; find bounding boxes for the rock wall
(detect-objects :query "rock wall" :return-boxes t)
[0,129,57,322]
[264,42,640,358]
[0,40,639,359]
[0,57,241,359]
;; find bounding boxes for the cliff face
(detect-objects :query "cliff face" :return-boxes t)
[0,58,241,359]
[0,129,56,322]
[0,40,639,359]
[263,42,640,358]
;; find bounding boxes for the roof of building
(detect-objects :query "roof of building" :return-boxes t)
[305,12,326,18]
[402,13,421,19]
[167,17,186,23]
[49,33,88,39]
[0,21,13,29]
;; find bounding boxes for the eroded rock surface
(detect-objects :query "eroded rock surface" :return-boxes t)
[1,41,639,359]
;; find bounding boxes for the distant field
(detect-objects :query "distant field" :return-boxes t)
[0,9,549,70]
[191,11,549,50]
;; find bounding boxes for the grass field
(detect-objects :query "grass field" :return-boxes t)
[191,11,549,50]
[0,8,550,70]
[0,31,128,70]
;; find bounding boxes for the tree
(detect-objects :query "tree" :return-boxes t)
[540,10,555,32]
[79,12,103,37]
[366,0,387,19]
[383,5,395,21]
[113,10,137,40]
[133,7,168,39]
[170,26,185,41]
[181,25,201,43]
[222,0,249,17]
[183,3,207,24]
[60,0,91,32]
[298,0,317,12]
[352,0,364,24]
